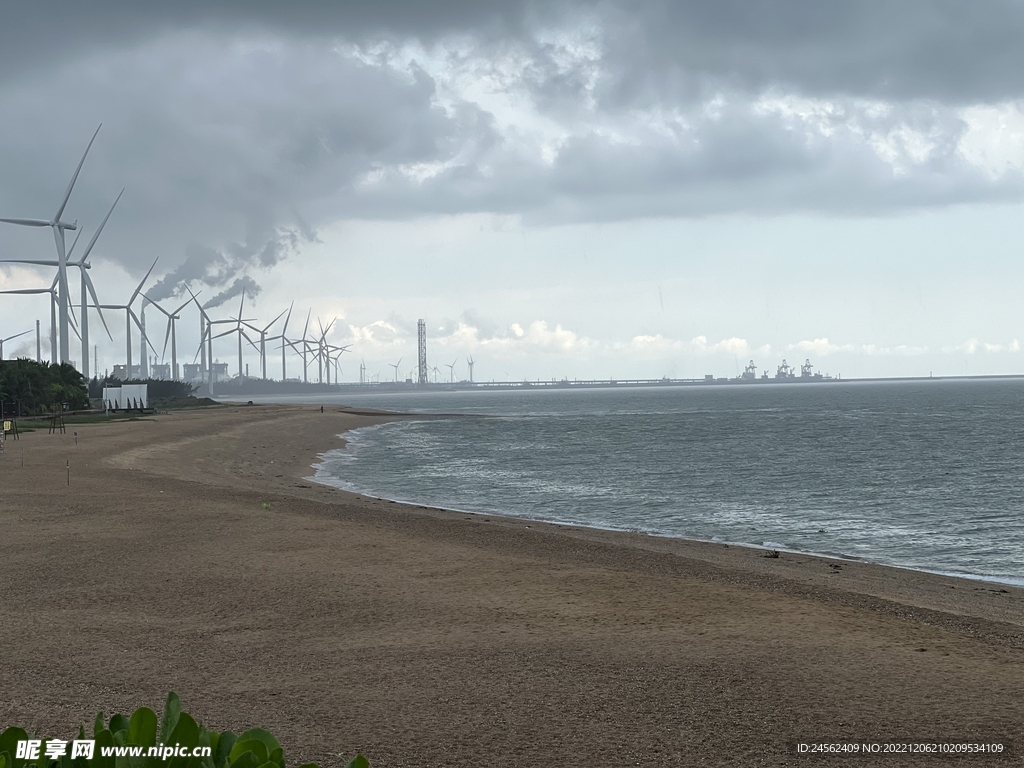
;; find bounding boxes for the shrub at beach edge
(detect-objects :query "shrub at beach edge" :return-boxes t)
[0,694,367,768]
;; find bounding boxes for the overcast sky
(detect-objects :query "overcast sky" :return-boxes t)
[1,1,1023,381]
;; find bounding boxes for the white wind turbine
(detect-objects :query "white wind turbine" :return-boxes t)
[324,340,350,384]
[267,302,296,381]
[208,290,257,380]
[0,125,103,366]
[467,354,475,383]
[146,293,195,380]
[389,357,403,383]
[246,305,288,380]
[312,317,344,384]
[184,285,225,394]
[0,329,31,360]
[91,259,159,379]
[294,309,312,383]
[445,357,458,383]
[0,189,122,378]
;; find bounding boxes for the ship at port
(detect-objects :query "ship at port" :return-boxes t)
[739,358,833,383]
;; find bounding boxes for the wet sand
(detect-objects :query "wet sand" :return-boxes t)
[1,403,1023,767]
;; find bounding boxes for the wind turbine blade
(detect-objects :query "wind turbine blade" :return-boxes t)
[243,332,260,353]
[0,218,50,227]
[0,288,50,295]
[55,124,102,222]
[301,308,311,340]
[263,307,287,333]
[0,259,59,266]
[141,295,171,317]
[281,300,294,336]
[78,188,123,263]
[65,228,83,260]
[129,257,159,305]
[184,284,208,318]
[83,271,114,342]
[161,318,172,360]
[3,329,32,343]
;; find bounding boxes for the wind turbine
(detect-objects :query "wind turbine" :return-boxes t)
[446,357,458,383]
[0,125,102,366]
[389,357,403,383]
[467,355,475,383]
[91,259,159,379]
[0,329,31,360]
[265,301,294,381]
[184,285,213,390]
[246,303,289,380]
[298,309,312,383]
[207,289,257,380]
[146,293,194,380]
[359,358,366,385]
[312,317,343,384]
[0,189,121,378]
[324,341,350,384]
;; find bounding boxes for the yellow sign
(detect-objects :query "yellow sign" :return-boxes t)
[2,421,10,432]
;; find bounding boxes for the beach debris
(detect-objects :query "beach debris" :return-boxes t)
[762,549,780,559]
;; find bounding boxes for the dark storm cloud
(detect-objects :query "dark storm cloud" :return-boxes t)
[0,0,1022,290]
[593,0,1024,106]
[4,1,1022,101]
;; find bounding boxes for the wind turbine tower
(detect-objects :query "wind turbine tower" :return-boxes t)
[417,318,428,385]
[467,355,475,383]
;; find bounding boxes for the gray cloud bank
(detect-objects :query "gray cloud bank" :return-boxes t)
[0,1,1022,288]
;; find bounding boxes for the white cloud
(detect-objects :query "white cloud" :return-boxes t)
[959,102,1024,178]
[792,337,849,355]
[941,338,1020,354]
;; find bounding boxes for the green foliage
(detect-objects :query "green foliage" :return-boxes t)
[0,693,365,768]
[0,359,89,416]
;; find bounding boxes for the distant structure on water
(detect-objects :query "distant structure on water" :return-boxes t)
[417,318,428,385]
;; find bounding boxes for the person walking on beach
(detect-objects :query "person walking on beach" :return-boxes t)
[320,405,324,413]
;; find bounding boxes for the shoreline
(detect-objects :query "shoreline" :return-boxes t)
[299,410,1024,641]
[309,416,1024,592]
[3,403,1023,766]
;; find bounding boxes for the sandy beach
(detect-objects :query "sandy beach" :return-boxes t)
[1,403,1023,767]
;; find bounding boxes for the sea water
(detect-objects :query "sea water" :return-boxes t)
[298,380,1024,585]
